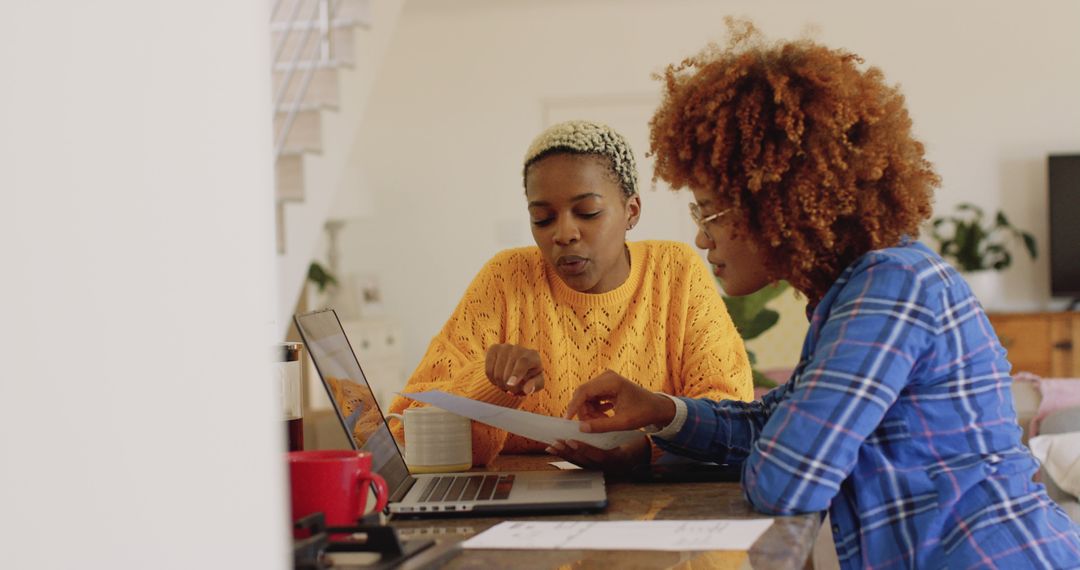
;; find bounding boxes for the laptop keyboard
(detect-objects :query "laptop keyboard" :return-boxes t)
[417,474,514,503]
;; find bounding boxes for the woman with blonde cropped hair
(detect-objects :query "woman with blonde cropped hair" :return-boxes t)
[566,21,1080,568]
[388,120,753,470]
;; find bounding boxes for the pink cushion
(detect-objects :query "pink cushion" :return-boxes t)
[1016,372,1080,437]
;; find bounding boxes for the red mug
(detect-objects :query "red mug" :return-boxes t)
[287,450,389,528]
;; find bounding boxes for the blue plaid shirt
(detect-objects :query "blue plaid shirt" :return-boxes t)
[655,241,1080,569]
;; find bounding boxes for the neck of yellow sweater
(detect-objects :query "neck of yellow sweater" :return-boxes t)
[546,241,645,308]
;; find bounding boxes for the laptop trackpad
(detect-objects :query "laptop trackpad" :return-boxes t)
[525,479,594,491]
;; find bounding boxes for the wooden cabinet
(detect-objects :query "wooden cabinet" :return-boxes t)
[987,312,1080,377]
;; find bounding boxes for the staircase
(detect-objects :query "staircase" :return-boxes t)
[270,0,403,333]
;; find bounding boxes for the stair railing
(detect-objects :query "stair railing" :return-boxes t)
[271,0,340,159]
[270,0,343,252]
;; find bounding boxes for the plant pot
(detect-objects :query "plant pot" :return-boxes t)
[961,270,1001,310]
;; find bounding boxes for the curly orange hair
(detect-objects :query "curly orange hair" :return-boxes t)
[649,19,940,304]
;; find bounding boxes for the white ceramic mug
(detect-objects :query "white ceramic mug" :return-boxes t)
[386,407,472,473]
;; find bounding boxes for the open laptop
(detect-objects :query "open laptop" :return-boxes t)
[294,309,608,517]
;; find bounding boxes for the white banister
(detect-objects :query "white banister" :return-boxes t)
[272,0,343,253]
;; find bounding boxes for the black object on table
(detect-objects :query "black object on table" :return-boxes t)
[293,512,450,569]
[627,461,743,483]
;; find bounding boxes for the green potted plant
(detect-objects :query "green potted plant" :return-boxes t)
[307,261,338,293]
[928,203,1037,308]
[929,203,1037,272]
[723,281,790,389]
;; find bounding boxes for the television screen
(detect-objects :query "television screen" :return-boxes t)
[1048,154,1080,299]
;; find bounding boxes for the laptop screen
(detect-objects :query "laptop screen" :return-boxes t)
[294,309,411,494]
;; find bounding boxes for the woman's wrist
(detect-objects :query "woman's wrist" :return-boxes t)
[647,393,689,440]
[650,392,677,427]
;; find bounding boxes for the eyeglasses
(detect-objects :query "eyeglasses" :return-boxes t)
[688,202,730,239]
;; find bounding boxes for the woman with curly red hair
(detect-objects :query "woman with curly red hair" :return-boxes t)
[564,21,1080,568]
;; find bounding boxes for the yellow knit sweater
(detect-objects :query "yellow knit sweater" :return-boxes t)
[388,240,753,465]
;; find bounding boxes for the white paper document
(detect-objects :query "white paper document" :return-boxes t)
[549,461,582,470]
[400,390,641,450]
[461,520,774,551]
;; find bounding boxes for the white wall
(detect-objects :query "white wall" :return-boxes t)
[0,2,287,568]
[338,0,1080,391]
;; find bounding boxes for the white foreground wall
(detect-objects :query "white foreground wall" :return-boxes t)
[341,0,1080,388]
[0,2,287,568]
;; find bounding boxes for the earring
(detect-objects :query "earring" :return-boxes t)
[627,222,635,230]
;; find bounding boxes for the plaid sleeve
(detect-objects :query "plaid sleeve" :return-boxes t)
[655,257,937,514]
[651,383,789,463]
[740,260,935,514]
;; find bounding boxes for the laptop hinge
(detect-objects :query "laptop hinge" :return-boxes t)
[390,475,417,503]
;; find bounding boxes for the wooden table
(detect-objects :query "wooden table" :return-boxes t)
[388,455,821,569]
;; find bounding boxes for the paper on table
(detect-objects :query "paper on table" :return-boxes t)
[549,461,582,470]
[400,390,642,450]
[461,520,774,551]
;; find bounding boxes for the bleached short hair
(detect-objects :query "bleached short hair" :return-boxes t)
[523,120,638,198]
